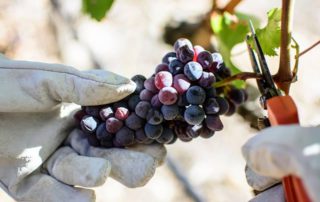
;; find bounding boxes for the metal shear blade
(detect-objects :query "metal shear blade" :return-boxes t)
[247,20,279,98]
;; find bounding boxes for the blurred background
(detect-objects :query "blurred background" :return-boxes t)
[0,0,319,201]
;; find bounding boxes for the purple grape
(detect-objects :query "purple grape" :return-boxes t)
[176,45,194,63]
[177,93,189,106]
[209,52,224,72]
[173,122,187,134]
[205,115,223,131]
[144,77,158,93]
[228,88,246,105]
[106,117,123,133]
[186,124,202,138]
[186,86,206,105]
[81,116,99,134]
[199,72,216,88]
[206,88,217,98]
[161,104,179,120]
[155,63,169,73]
[125,113,145,130]
[155,71,173,90]
[146,109,163,125]
[115,127,135,146]
[200,126,215,138]
[242,89,249,102]
[193,45,205,61]
[169,59,184,75]
[96,123,113,141]
[167,134,178,144]
[157,127,174,144]
[112,138,124,148]
[84,106,101,118]
[74,110,86,123]
[177,132,193,142]
[216,65,231,78]
[140,89,155,101]
[174,38,193,52]
[135,101,152,119]
[204,98,220,115]
[151,94,163,109]
[135,129,149,143]
[173,74,191,94]
[225,100,236,116]
[144,123,163,139]
[131,75,146,94]
[87,135,100,147]
[184,105,205,125]
[216,97,229,115]
[158,87,178,105]
[197,51,213,69]
[99,106,114,121]
[128,95,141,111]
[162,52,176,64]
[174,38,194,63]
[176,107,186,121]
[184,61,203,81]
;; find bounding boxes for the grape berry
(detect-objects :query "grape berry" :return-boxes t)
[77,38,247,148]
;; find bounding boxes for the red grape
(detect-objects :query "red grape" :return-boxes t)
[115,107,130,120]
[155,71,173,90]
[173,74,191,94]
[158,87,178,105]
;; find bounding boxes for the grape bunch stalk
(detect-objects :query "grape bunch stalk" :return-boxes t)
[74,38,248,148]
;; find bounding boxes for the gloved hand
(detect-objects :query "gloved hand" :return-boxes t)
[242,125,320,202]
[0,55,166,202]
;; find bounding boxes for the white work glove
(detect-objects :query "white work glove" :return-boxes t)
[0,55,166,202]
[242,125,320,202]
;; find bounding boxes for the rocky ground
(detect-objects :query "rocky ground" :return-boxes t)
[0,0,319,201]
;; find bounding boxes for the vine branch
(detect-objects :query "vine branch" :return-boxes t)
[223,0,243,14]
[298,39,320,58]
[214,72,262,88]
[274,0,295,94]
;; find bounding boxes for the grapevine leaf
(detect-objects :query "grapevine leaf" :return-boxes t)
[251,8,282,56]
[82,0,114,21]
[211,12,259,88]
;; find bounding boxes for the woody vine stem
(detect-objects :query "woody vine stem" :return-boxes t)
[274,0,295,94]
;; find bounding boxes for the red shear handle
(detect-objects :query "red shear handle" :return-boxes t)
[266,96,311,202]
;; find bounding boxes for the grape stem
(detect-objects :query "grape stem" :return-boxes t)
[214,72,262,88]
[291,37,300,82]
[273,0,295,94]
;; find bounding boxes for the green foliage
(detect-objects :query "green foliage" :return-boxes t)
[82,0,114,21]
[211,12,259,88]
[252,8,282,56]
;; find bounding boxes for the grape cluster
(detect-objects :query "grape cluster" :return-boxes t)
[75,38,247,148]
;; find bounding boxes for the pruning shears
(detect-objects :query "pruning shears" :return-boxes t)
[246,21,311,202]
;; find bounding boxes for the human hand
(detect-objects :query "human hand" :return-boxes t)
[0,55,166,202]
[242,125,320,202]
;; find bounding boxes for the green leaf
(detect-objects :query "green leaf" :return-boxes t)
[82,0,114,21]
[211,12,248,56]
[211,12,259,88]
[252,8,282,56]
